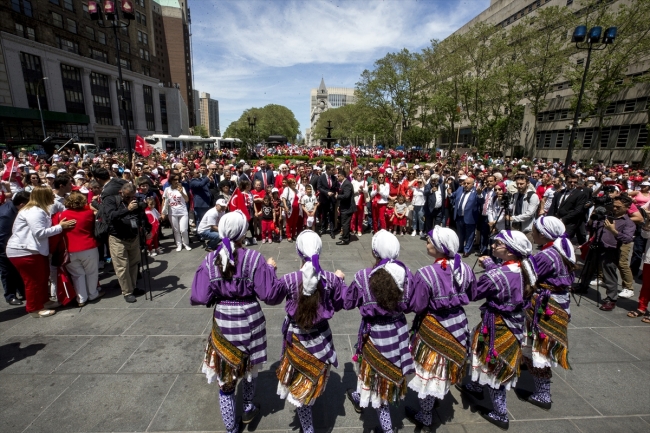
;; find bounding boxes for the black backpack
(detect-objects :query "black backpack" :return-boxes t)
[94,195,119,238]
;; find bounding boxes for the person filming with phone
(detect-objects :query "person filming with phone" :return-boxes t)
[573,195,636,312]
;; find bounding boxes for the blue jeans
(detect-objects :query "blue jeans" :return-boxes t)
[411,205,424,233]
[200,230,222,250]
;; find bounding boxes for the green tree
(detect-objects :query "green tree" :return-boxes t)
[223,104,300,143]
[192,124,209,138]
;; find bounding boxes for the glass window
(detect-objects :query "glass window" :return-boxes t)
[160,93,168,134]
[20,52,47,110]
[600,129,610,148]
[86,26,94,41]
[49,0,59,4]
[82,3,90,19]
[63,0,74,11]
[52,12,64,28]
[582,129,593,148]
[624,100,636,112]
[56,36,79,54]
[616,126,630,148]
[15,23,24,35]
[143,85,155,131]
[636,127,648,148]
[26,27,35,40]
[120,26,128,36]
[90,48,107,63]
[136,0,145,7]
[90,72,112,125]
[60,64,85,115]
[67,18,77,34]
[97,31,106,44]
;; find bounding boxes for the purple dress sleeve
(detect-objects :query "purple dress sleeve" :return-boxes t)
[408,270,430,315]
[329,273,348,312]
[342,271,364,310]
[482,257,499,272]
[467,271,495,303]
[190,259,213,306]
[253,262,287,306]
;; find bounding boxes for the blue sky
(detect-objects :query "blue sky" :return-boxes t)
[190,0,491,137]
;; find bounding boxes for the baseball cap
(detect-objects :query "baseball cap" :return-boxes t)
[56,168,67,174]
[216,198,227,207]
[73,174,84,180]
[641,181,650,186]
[272,187,279,193]
[46,173,55,179]
[459,174,468,180]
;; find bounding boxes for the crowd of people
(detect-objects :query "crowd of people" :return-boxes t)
[1,144,649,431]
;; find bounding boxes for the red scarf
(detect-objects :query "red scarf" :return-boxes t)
[435,257,448,270]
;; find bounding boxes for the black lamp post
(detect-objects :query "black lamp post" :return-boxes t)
[89,0,136,162]
[564,25,617,174]
[247,116,256,152]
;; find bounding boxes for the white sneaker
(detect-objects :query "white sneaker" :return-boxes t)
[149,251,157,257]
[411,231,417,237]
[184,244,192,251]
[251,238,258,245]
[244,239,250,246]
[157,247,164,254]
[618,289,635,299]
[589,279,602,286]
[176,245,182,252]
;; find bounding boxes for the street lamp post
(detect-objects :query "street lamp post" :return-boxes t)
[564,25,617,174]
[89,1,136,162]
[247,116,256,154]
[36,76,48,139]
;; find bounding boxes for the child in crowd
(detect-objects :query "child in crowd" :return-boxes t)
[385,199,395,233]
[271,188,283,242]
[145,196,162,256]
[300,184,319,230]
[259,195,275,243]
[394,194,408,236]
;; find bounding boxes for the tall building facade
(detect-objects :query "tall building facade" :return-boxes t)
[307,78,355,145]
[199,91,219,136]
[157,0,194,126]
[440,0,649,164]
[0,0,193,150]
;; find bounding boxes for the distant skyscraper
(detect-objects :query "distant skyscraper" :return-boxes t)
[199,91,219,136]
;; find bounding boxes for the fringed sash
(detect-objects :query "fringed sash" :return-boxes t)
[204,318,250,384]
[471,315,522,385]
[525,288,571,370]
[276,334,328,406]
[358,338,407,405]
[411,314,466,385]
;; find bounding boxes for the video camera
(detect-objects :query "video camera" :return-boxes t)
[501,191,512,208]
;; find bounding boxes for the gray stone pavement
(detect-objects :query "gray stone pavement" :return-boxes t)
[1,228,649,433]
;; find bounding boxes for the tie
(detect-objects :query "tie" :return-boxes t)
[460,191,468,216]
[263,172,267,188]
[483,190,491,215]
[560,190,571,207]
[328,176,331,188]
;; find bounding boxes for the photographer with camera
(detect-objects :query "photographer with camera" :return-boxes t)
[548,174,587,244]
[104,183,151,303]
[576,195,636,311]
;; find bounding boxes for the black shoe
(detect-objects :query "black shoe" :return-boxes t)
[242,404,259,424]
[124,294,137,303]
[526,394,552,410]
[346,389,363,413]
[7,297,23,306]
[133,288,146,297]
[336,240,350,245]
[478,409,509,430]
[404,406,432,432]
[456,383,484,400]
[330,232,336,239]
[420,235,427,240]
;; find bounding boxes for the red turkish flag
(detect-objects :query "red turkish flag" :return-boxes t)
[135,135,152,157]
[1,157,15,181]
[228,187,250,220]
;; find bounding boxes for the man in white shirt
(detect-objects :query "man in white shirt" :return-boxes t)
[197,199,226,251]
[508,174,540,243]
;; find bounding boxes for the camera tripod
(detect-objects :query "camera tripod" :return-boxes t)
[137,217,153,301]
[572,221,605,308]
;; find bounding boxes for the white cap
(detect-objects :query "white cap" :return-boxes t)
[18,163,25,168]
[73,174,84,180]
[413,165,420,169]
[314,165,321,170]
[641,181,650,186]
[272,187,279,193]
[587,176,596,181]
[112,164,119,168]
[123,168,131,173]
[76,169,85,173]
[386,168,393,173]
[459,174,468,180]
[290,170,296,174]
[364,170,371,175]
[46,173,55,178]
[56,168,67,174]
[79,186,89,194]
[521,164,528,169]
[239,159,245,164]
[216,198,227,207]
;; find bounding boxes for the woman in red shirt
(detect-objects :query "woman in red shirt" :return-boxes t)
[61,192,103,306]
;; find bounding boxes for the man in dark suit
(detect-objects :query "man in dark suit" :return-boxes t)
[253,160,274,190]
[422,174,443,238]
[336,169,357,245]
[317,164,338,238]
[451,177,480,257]
[548,174,587,244]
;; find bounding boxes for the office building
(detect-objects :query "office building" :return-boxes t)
[307,78,355,145]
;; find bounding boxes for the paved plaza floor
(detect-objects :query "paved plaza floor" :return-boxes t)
[1,228,649,433]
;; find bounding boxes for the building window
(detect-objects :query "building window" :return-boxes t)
[120,26,128,36]
[605,102,616,115]
[582,129,593,148]
[136,11,147,26]
[556,132,565,148]
[20,52,47,110]
[160,93,168,134]
[117,39,130,54]
[577,58,584,66]
[90,48,108,63]
[60,64,85,115]
[90,72,112,125]
[143,85,155,131]
[138,30,148,45]
[97,31,106,44]
[63,0,74,11]
[56,36,79,54]
[637,126,648,148]
[543,133,552,147]
[616,126,630,148]
[119,81,134,130]
[82,3,90,19]
[118,58,132,71]
[52,12,64,28]
[600,128,610,148]
[140,49,149,61]
[85,26,94,40]
[49,0,59,4]
[624,100,636,112]
[66,18,77,33]
[12,0,33,17]
[536,112,544,122]
[136,0,145,7]
[142,65,150,76]
[14,23,34,40]
[560,110,569,119]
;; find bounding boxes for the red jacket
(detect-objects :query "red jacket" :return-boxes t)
[60,208,98,253]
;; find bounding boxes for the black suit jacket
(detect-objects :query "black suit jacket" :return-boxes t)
[548,188,586,225]
[423,181,439,214]
[317,173,338,203]
[253,169,274,189]
[338,179,357,214]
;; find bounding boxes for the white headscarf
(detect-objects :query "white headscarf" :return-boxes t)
[428,226,467,286]
[295,230,323,296]
[371,230,405,292]
[494,230,537,286]
[534,216,576,264]
[216,210,249,273]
